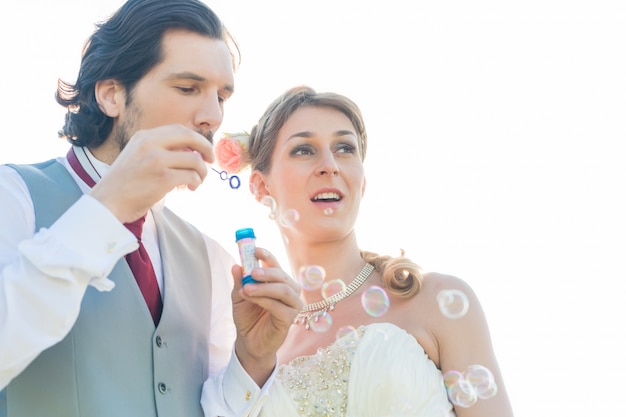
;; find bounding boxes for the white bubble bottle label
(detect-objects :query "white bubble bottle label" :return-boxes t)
[236,228,260,285]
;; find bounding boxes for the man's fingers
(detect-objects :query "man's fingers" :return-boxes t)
[144,124,215,163]
[166,150,210,190]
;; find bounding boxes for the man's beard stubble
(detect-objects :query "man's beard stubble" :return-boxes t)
[112,99,215,152]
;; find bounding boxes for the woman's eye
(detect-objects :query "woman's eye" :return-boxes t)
[292,146,314,156]
[337,143,356,154]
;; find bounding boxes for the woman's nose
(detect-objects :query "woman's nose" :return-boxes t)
[316,151,339,176]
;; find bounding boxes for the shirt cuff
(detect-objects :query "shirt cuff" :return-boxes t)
[202,347,277,417]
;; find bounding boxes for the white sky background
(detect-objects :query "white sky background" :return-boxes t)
[1,1,625,415]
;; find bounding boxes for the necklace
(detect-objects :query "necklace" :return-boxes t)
[295,263,375,330]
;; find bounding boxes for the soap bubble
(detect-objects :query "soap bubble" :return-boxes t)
[361,285,390,317]
[261,195,277,220]
[437,289,469,319]
[308,311,332,332]
[464,364,498,399]
[335,325,358,341]
[298,265,326,290]
[279,208,300,228]
[321,279,346,299]
[443,370,477,408]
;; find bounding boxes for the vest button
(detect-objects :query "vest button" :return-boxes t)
[156,336,163,347]
[158,382,167,394]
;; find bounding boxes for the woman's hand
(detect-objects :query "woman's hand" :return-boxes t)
[231,247,302,386]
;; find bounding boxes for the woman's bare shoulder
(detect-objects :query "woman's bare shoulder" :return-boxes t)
[419,270,477,298]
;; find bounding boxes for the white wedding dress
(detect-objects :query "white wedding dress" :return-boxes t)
[259,322,455,417]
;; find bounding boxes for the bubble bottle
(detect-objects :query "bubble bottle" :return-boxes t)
[236,228,260,285]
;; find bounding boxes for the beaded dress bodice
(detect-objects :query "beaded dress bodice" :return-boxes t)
[275,327,363,416]
[259,323,455,417]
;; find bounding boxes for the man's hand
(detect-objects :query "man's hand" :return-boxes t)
[90,124,214,223]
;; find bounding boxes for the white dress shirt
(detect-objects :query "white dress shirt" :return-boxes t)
[0,149,272,416]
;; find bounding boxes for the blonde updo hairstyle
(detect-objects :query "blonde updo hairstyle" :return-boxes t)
[248,86,423,298]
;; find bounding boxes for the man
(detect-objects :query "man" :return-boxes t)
[0,1,301,416]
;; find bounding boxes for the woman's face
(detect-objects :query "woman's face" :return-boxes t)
[255,105,366,242]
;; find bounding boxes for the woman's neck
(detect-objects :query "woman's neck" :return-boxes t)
[284,234,367,305]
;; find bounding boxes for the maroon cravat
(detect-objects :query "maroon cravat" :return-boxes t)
[67,148,163,325]
[122,215,163,325]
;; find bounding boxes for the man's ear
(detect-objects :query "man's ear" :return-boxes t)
[95,79,125,117]
[249,170,271,203]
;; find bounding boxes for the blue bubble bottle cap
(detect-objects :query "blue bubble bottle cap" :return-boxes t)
[235,227,256,241]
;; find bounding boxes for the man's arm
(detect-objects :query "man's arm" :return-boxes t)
[0,166,137,389]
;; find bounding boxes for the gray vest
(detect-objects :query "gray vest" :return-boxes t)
[1,159,213,417]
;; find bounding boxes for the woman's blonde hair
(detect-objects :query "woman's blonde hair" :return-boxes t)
[361,250,423,298]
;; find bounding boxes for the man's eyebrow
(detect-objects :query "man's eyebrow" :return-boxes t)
[165,71,206,82]
[164,71,235,94]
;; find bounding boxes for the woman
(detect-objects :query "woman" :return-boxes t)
[217,86,514,416]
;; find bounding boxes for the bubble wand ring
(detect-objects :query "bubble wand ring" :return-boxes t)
[212,167,241,189]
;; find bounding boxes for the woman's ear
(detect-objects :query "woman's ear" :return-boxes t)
[249,170,271,203]
[361,176,367,196]
[95,79,125,117]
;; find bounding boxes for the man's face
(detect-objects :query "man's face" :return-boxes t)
[112,29,235,150]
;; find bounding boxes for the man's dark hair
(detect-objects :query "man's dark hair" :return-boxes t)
[56,0,239,147]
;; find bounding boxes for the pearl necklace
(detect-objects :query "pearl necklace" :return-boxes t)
[295,263,375,330]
